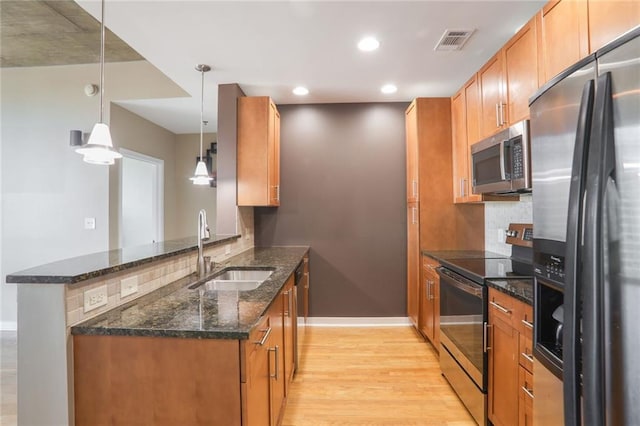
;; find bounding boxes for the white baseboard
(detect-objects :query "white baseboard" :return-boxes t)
[0,321,17,331]
[301,317,411,327]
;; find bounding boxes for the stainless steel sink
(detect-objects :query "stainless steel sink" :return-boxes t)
[199,280,263,291]
[190,268,274,291]
[213,269,273,282]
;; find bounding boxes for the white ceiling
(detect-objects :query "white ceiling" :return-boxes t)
[76,0,545,134]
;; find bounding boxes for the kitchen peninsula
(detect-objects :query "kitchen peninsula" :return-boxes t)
[7,226,307,426]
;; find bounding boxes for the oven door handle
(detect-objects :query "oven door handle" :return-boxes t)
[436,267,483,299]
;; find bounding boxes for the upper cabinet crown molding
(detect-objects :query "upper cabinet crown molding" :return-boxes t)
[237,96,281,207]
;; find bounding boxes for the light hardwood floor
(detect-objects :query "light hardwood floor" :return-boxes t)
[1,331,17,426]
[0,327,474,426]
[282,326,475,426]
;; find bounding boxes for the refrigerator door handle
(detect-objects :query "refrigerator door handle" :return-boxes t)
[582,71,617,426]
[563,78,595,426]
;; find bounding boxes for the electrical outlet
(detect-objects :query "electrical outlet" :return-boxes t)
[84,285,108,313]
[120,276,138,299]
[225,245,231,255]
[84,217,96,230]
[497,228,505,242]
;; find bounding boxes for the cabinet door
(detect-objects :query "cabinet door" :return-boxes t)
[282,276,295,394]
[432,270,440,350]
[243,318,272,426]
[539,0,589,82]
[407,203,420,328]
[418,267,434,342]
[504,16,540,124]
[464,77,483,203]
[268,292,285,426]
[268,103,281,206]
[588,0,640,53]
[451,89,468,204]
[405,101,419,203]
[488,316,519,426]
[479,52,507,139]
[238,97,281,207]
[518,367,534,426]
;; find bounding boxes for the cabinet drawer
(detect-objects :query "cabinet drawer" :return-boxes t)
[519,333,534,373]
[488,288,518,327]
[518,367,534,426]
[245,315,271,358]
[517,303,534,336]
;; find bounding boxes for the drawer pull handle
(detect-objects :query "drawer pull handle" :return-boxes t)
[521,319,534,329]
[269,345,280,380]
[490,300,511,314]
[254,327,272,346]
[522,386,534,399]
[521,352,534,363]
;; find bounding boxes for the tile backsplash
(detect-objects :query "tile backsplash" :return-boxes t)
[484,195,533,256]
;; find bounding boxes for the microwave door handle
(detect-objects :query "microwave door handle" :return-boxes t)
[499,140,506,181]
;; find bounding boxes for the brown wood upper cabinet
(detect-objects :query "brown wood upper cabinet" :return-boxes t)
[238,96,281,207]
[479,52,507,139]
[406,100,419,203]
[538,0,589,82]
[504,16,541,124]
[452,77,483,203]
[588,0,640,53]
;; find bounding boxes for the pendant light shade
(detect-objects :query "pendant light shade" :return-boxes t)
[191,64,213,185]
[76,0,121,165]
[76,123,122,165]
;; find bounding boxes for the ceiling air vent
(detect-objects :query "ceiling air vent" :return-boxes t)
[434,29,475,51]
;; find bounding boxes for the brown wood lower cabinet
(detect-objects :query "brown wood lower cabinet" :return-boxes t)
[73,276,297,426]
[419,255,440,350]
[487,287,534,426]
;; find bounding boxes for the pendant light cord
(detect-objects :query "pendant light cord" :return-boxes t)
[200,67,204,160]
[99,0,105,123]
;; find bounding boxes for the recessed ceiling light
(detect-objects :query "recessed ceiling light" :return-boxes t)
[358,36,380,52]
[293,86,309,96]
[381,84,397,94]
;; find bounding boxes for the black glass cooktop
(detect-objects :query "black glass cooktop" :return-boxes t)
[440,257,534,284]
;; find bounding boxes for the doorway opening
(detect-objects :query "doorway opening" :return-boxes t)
[120,149,164,248]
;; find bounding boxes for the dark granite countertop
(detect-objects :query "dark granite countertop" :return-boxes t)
[6,234,240,284]
[422,250,508,263]
[485,278,533,305]
[70,246,309,340]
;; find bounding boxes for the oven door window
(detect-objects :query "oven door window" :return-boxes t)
[440,271,486,375]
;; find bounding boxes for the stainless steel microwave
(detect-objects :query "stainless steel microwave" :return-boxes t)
[471,119,531,194]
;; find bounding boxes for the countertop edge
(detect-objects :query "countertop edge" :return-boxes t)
[6,234,241,284]
[485,279,533,306]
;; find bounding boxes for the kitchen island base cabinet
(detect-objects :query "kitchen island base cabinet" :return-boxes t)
[74,335,243,426]
[74,278,297,426]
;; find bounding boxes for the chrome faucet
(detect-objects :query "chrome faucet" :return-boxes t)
[197,209,211,278]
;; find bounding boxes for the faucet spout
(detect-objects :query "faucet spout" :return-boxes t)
[197,209,211,278]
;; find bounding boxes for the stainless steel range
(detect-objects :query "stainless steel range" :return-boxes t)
[437,224,533,426]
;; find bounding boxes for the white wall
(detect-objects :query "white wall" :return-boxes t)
[175,133,217,238]
[0,61,187,329]
[484,195,533,256]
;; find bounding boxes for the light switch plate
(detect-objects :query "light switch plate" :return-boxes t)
[120,276,138,299]
[84,285,108,313]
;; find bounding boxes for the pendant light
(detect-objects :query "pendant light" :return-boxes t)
[76,0,122,165]
[190,64,213,185]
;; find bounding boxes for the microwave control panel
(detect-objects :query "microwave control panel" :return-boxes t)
[534,252,565,283]
[512,137,524,179]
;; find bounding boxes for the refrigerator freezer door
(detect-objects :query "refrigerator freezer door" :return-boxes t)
[529,60,597,245]
[595,30,640,426]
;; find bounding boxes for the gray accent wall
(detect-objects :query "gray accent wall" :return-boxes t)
[255,102,409,317]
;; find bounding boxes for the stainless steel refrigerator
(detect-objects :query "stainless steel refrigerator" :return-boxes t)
[529,26,640,426]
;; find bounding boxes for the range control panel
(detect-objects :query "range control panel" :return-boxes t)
[505,223,533,248]
[534,252,565,283]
